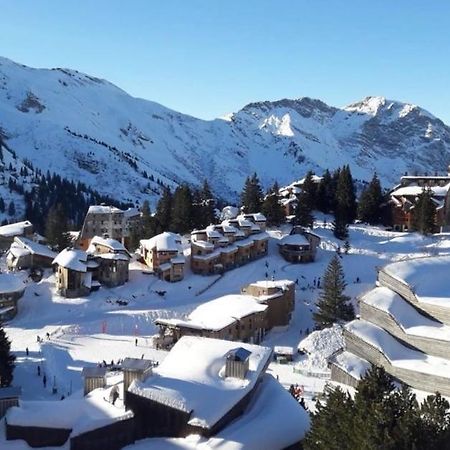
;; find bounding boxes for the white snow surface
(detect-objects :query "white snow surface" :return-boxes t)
[346,319,450,379]
[52,248,88,272]
[332,351,371,380]
[0,221,32,237]
[296,325,344,372]
[361,286,450,341]
[140,232,182,252]
[128,336,272,429]
[383,256,450,307]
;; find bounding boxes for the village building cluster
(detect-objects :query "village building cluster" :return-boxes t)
[389,171,450,232]
[190,213,269,275]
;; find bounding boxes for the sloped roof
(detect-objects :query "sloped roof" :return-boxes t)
[52,248,88,272]
[140,232,182,252]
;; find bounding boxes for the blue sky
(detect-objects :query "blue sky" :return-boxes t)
[1,1,449,123]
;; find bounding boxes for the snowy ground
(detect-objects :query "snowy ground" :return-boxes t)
[2,217,450,448]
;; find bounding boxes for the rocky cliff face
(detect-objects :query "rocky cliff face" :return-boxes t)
[0,56,449,205]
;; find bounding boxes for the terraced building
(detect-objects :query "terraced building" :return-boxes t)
[330,256,450,396]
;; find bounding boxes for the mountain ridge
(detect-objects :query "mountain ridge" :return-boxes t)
[0,56,449,207]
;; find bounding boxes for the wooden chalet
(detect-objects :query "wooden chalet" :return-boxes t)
[241,279,295,328]
[389,172,450,232]
[139,232,185,282]
[0,221,34,251]
[0,273,26,321]
[6,236,57,271]
[278,226,320,263]
[155,294,268,345]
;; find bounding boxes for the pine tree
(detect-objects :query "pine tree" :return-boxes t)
[293,190,314,228]
[141,200,156,238]
[335,165,357,224]
[316,169,333,213]
[45,204,70,251]
[155,187,173,233]
[302,171,317,210]
[7,200,15,217]
[170,184,193,233]
[241,173,263,213]
[261,182,285,226]
[313,255,354,329]
[197,180,216,228]
[332,213,349,240]
[0,324,15,387]
[412,188,436,235]
[358,173,384,224]
[304,386,355,450]
[0,196,4,213]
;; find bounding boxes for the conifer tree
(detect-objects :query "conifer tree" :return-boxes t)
[261,182,285,226]
[8,200,15,217]
[45,204,70,251]
[304,386,355,450]
[335,165,357,224]
[316,169,333,213]
[155,187,173,233]
[240,173,263,213]
[302,171,317,210]
[170,184,193,233]
[313,255,354,329]
[358,173,384,224]
[141,200,156,238]
[332,213,349,240]
[0,323,15,387]
[0,196,4,213]
[293,190,314,228]
[198,180,216,227]
[412,188,436,235]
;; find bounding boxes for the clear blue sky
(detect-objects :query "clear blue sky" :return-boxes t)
[1,1,449,123]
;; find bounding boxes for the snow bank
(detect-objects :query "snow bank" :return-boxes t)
[332,351,371,380]
[296,325,344,372]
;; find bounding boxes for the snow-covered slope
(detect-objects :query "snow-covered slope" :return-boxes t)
[1,56,449,204]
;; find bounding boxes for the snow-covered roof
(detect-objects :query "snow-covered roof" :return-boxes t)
[361,286,450,342]
[140,232,182,252]
[158,295,268,332]
[131,375,309,450]
[330,351,370,381]
[391,183,450,198]
[345,320,450,379]
[89,236,127,252]
[249,279,294,290]
[124,207,140,218]
[87,205,123,214]
[0,220,32,238]
[382,256,450,308]
[279,234,309,246]
[52,248,88,272]
[13,236,57,258]
[6,384,132,436]
[0,273,26,294]
[191,240,215,250]
[128,336,272,429]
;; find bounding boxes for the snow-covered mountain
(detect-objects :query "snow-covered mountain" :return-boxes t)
[1,56,449,205]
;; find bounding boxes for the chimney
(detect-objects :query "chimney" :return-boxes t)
[225,348,251,379]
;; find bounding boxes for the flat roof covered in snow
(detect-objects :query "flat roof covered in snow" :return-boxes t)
[0,273,26,294]
[128,336,272,430]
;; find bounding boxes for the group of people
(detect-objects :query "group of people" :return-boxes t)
[288,384,307,409]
